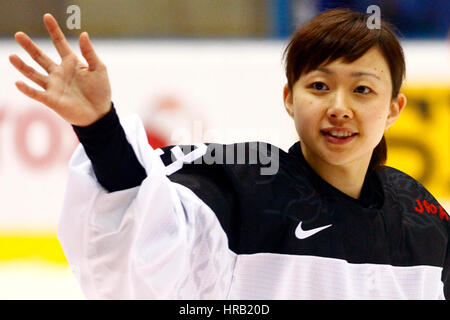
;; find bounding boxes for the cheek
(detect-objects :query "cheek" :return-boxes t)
[360,105,390,141]
[292,98,319,134]
[364,109,385,126]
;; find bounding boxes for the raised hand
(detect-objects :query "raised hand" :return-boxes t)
[9,13,112,126]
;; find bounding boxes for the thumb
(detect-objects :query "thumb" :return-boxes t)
[79,32,102,71]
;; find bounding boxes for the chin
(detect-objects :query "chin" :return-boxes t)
[322,156,353,167]
[324,149,373,168]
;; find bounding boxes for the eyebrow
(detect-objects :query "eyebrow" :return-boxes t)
[315,66,381,81]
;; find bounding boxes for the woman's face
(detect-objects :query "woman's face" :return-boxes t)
[283,46,406,169]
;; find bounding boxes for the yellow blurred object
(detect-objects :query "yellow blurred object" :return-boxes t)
[386,84,450,199]
[0,232,67,265]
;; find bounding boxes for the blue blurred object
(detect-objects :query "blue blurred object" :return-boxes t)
[271,0,293,38]
[318,0,449,38]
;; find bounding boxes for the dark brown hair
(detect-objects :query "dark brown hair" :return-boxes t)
[283,8,406,170]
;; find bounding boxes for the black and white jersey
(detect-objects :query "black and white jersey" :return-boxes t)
[58,106,449,299]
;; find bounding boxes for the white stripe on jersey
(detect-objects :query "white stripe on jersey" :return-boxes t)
[229,253,443,299]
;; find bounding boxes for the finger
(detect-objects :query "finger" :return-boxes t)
[43,13,74,58]
[14,32,57,73]
[15,81,48,105]
[79,32,103,71]
[9,54,48,89]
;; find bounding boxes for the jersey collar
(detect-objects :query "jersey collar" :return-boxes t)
[287,141,385,209]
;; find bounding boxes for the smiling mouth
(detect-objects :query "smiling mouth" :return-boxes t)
[320,130,358,139]
[320,130,359,144]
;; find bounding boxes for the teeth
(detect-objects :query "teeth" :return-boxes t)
[329,130,353,138]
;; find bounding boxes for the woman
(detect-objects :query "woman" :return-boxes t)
[9,9,449,299]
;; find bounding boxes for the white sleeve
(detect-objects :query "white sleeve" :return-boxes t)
[57,115,237,299]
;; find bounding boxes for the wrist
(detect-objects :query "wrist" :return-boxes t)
[72,102,116,133]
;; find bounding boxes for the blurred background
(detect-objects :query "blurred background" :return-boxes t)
[0,0,449,299]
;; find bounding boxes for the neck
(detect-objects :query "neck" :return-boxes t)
[300,143,371,199]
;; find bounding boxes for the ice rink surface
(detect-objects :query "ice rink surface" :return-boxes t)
[0,260,84,300]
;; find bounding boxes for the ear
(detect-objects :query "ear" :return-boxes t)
[283,84,294,118]
[385,93,407,130]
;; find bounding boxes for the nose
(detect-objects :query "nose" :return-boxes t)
[327,93,353,121]
[327,109,352,120]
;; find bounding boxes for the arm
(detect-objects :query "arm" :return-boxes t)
[72,103,147,192]
[10,14,236,299]
[60,114,236,299]
[443,225,450,300]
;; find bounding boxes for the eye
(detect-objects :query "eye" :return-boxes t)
[311,82,329,91]
[354,85,372,94]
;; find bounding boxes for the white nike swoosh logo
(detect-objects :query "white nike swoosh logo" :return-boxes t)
[295,221,332,240]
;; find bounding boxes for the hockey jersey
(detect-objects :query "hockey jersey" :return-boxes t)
[58,107,449,300]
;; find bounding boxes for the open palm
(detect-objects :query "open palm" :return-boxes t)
[9,13,111,126]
